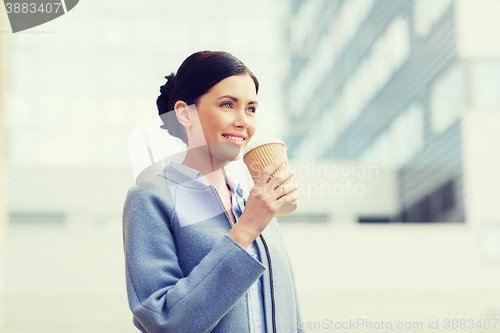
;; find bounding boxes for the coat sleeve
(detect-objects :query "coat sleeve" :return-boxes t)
[122,185,266,333]
[287,250,307,333]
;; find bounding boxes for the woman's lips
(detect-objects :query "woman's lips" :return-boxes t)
[222,135,245,146]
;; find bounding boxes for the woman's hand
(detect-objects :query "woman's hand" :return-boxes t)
[227,159,299,250]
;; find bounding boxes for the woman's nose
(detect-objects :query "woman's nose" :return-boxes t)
[234,108,250,128]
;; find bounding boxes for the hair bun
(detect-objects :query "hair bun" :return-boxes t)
[157,73,176,115]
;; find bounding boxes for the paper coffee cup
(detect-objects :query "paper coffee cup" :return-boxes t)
[243,138,297,217]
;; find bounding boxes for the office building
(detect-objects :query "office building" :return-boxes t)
[283,0,500,223]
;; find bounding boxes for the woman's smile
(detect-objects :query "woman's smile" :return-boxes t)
[221,133,247,146]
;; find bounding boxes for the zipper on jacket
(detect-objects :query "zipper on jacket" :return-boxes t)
[260,234,277,333]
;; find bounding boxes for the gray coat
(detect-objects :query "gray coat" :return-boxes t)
[122,163,305,333]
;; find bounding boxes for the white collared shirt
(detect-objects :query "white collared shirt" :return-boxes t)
[169,161,267,333]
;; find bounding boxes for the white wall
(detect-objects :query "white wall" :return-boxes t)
[461,110,500,262]
[0,6,9,330]
[5,167,135,333]
[281,222,500,332]
[455,0,500,58]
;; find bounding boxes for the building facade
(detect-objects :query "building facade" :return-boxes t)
[284,0,500,223]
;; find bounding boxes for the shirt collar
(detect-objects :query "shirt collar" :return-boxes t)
[225,173,245,198]
[168,160,244,198]
[169,160,206,184]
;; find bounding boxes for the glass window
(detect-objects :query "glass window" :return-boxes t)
[414,0,453,37]
[318,26,336,73]
[289,66,309,116]
[290,0,318,50]
[295,134,314,160]
[333,0,375,60]
[315,109,336,157]
[391,104,425,166]
[375,131,391,167]
[295,108,335,159]
[359,104,424,168]
[336,17,410,134]
[470,61,500,108]
[430,62,466,134]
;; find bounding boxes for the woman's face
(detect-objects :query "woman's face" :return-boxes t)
[192,73,258,162]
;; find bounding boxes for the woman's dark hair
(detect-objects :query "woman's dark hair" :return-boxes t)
[156,51,259,146]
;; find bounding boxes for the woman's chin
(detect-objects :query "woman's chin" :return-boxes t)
[228,152,244,162]
[209,141,243,162]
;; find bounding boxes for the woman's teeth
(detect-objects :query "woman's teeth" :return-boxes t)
[223,135,244,141]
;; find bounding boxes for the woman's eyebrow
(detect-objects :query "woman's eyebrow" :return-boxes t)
[216,95,258,105]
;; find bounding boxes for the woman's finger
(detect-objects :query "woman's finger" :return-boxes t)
[271,182,298,199]
[268,167,295,190]
[257,159,285,186]
[276,190,299,207]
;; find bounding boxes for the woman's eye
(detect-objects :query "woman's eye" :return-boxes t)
[221,102,255,113]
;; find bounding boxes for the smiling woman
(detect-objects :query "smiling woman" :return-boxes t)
[122,51,304,333]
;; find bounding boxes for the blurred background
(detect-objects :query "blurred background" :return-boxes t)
[2,0,500,332]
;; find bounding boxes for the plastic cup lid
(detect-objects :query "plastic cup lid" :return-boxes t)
[243,137,286,156]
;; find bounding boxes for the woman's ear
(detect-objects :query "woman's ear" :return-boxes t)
[174,100,192,128]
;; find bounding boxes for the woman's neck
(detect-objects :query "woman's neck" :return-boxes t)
[181,146,228,187]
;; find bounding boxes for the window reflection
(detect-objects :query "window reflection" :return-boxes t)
[471,61,500,108]
[430,62,466,134]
